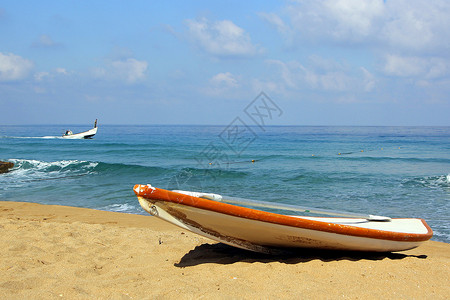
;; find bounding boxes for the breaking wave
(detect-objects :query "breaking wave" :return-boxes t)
[100,203,142,214]
[402,174,450,189]
[4,159,97,182]
[9,158,96,169]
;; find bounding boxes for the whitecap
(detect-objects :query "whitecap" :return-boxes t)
[434,174,450,187]
[1,159,98,184]
[402,174,450,189]
[102,203,138,214]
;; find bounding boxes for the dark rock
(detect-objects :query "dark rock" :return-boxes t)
[0,161,14,174]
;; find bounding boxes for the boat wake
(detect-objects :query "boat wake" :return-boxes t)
[1,136,64,139]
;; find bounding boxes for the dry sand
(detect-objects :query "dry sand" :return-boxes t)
[1,201,449,299]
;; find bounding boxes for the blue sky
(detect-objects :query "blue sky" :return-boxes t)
[1,0,449,125]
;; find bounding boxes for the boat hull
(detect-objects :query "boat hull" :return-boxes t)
[62,127,97,139]
[134,185,433,253]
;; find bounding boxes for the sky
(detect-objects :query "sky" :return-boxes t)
[1,0,449,125]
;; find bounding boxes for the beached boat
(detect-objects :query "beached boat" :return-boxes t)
[62,119,98,139]
[134,184,433,253]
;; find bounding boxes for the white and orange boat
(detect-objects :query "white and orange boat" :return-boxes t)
[133,184,433,253]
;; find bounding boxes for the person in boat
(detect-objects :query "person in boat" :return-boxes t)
[65,130,73,136]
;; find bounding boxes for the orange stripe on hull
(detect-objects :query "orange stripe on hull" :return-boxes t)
[133,185,433,243]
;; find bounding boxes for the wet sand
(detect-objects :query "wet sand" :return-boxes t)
[1,201,449,299]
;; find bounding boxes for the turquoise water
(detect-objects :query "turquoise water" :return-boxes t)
[1,125,449,243]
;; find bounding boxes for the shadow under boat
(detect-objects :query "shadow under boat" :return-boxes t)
[174,242,428,268]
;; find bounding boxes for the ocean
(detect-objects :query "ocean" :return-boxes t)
[0,125,449,243]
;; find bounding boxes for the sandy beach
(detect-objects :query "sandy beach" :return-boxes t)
[1,201,449,299]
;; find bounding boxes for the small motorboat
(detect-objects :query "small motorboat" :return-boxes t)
[62,119,98,139]
[133,184,433,253]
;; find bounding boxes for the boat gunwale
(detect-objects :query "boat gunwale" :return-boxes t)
[134,185,433,242]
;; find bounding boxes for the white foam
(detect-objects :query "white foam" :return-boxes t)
[408,174,450,188]
[2,159,98,183]
[103,203,137,213]
[4,136,63,139]
[9,159,95,170]
[435,174,450,187]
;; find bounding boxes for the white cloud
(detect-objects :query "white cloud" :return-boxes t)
[266,59,305,89]
[383,55,425,77]
[383,54,449,79]
[282,0,384,42]
[260,0,450,88]
[250,78,279,95]
[271,0,450,52]
[34,68,70,81]
[259,12,290,35]
[324,0,385,38]
[266,57,374,94]
[382,1,450,52]
[34,72,50,81]
[111,59,147,82]
[202,72,241,97]
[93,58,148,83]
[0,52,34,81]
[55,68,68,75]
[185,18,259,57]
[320,71,351,91]
[210,72,239,88]
[361,67,375,91]
[32,34,61,48]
